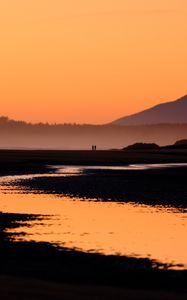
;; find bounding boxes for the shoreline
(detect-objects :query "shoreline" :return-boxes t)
[0,149,187,178]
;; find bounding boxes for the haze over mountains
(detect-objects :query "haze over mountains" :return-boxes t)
[112,95,187,125]
[0,95,187,149]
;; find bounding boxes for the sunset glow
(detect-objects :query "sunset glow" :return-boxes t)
[0,1,187,124]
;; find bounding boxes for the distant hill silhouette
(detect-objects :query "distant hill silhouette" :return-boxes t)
[112,95,187,125]
[164,139,187,149]
[123,140,187,151]
[174,139,187,146]
[123,143,160,151]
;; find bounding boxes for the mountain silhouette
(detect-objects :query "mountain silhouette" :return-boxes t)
[112,95,187,125]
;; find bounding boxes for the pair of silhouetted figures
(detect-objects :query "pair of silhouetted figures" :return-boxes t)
[92,145,97,151]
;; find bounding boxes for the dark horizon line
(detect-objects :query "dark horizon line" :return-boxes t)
[1,115,187,127]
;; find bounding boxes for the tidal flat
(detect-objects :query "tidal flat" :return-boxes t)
[0,150,187,299]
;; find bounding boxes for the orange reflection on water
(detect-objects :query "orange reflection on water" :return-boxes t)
[1,184,187,269]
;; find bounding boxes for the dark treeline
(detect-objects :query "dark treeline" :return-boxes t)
[0,116,187,149]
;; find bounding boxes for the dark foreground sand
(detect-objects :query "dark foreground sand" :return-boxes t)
[0,148,187,170]
[0,276,187,300]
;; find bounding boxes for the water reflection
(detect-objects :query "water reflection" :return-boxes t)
[0,174,187,269]
[48,163,187,175]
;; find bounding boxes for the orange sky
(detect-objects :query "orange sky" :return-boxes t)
[0,0,187,124]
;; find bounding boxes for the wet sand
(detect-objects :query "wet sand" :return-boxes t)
[18,167,187,208]
[1,212,176,287]
[1,192,187,297]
